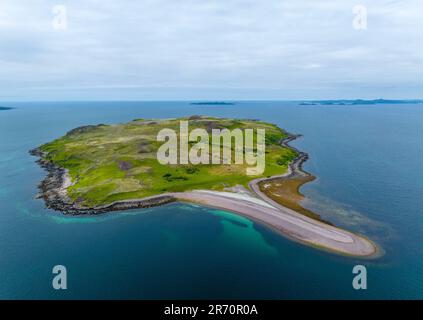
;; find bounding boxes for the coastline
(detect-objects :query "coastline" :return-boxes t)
[29,148,176,214]
[173,190,378,258]
[30,133,379,257]
[250,135,329,223]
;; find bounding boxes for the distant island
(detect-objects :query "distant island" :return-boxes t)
[0,106,13,111]
[299,99,423,106]
[30,116,377,257]
[191,102,235,105]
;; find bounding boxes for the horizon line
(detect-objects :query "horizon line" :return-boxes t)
[2,98,423,103]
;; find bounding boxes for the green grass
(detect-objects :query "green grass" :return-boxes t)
[40,116,297,207]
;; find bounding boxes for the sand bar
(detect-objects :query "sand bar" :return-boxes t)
[172,190,377,257]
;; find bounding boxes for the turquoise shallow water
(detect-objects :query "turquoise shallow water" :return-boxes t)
[0,101,422,299]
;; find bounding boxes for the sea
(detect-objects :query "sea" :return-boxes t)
[0,101,422,299]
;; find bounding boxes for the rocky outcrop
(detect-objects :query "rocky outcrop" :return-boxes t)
[29,147,176,215]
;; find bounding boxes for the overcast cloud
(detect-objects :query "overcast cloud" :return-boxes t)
[0,0,422,100]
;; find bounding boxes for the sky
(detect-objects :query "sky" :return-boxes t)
[0,0,422,101]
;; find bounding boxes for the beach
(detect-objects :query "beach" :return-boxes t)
[173,190,377,257]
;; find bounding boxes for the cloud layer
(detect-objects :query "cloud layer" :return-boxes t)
[0,0,422,100]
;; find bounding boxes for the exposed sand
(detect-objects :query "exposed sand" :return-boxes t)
[171,190,377,257]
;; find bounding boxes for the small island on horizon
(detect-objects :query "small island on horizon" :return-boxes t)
[0,106,13,111]
[190,101,235,105]
[30,116,378,257]
[299,99,423,106]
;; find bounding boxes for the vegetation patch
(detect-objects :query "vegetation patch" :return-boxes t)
[39,116,297,207]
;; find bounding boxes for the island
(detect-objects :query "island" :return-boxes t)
[190,102,235,105]
[299,99,423,106]
[0,106,13,111]
[30,116,378,257]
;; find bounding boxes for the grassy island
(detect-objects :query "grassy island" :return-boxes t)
[38,116,296,207]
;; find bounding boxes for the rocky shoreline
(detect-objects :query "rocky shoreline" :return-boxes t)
[281,134,309,176]
[29,148,176,215]
[270,133,310,181]
[248,133,312,191]
[30,132,308,215]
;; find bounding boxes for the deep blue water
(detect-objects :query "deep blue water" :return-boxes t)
[0,101,422,299]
